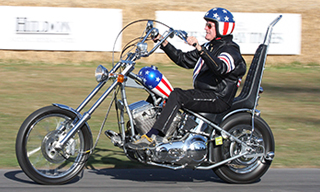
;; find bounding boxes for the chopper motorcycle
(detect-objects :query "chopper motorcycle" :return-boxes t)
[15,15,282,185]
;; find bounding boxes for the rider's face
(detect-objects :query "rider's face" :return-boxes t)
[205,21,217,41]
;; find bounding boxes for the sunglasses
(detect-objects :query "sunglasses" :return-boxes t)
[206,23,213,29]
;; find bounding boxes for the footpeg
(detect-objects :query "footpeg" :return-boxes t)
[105,130,123,147]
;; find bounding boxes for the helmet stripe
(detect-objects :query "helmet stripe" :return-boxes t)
[222,22,235,36]
[230,22,235,33]
[223,22,229,35]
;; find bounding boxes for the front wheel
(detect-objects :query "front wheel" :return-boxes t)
[16,106,92,184]
[213,113,275,184]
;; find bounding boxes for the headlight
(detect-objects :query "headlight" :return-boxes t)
[95,65,109,82]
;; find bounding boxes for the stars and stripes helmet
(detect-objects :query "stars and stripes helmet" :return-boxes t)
[204,7,235,37]
[139,66,173,98]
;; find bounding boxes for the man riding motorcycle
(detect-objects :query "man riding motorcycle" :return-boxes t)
[128,7,247,149]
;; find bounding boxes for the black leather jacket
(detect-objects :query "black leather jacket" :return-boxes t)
[161,35,246,106]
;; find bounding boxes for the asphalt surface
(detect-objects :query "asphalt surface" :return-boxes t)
[1,168,319,192]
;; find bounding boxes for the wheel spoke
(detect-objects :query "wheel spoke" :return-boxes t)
[224,125,263,173]
[213,114,274,183]
[26,113,84,178]
[16,106,90,184]
[27,146,41,157]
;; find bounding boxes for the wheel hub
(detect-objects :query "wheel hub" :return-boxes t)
[41,131,66,164]
[227,129,264,173]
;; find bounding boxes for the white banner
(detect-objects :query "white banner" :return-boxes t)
[0,6,122,51]
[156,11,301,55]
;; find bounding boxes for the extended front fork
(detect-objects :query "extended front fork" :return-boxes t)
[53,62,129,151]
[54,80,119,151]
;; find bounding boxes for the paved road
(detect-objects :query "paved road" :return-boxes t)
[1,168,319,192]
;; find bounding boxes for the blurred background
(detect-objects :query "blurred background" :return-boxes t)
[0,0,319,65]
[0,0,319,169]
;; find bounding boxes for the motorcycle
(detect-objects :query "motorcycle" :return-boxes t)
[15,15,282,185]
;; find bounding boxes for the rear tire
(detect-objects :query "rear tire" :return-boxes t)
[213,113,274,184]
[16,106,92,184]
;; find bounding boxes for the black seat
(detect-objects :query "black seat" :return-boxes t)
[229,44,267,110]
[199,44,268,124]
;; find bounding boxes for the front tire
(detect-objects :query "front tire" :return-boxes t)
[16,106,92,184]
[213,113,274,184]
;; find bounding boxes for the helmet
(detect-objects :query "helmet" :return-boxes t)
[204,7,235,37]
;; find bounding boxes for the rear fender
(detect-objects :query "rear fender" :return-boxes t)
[222,108,260,122]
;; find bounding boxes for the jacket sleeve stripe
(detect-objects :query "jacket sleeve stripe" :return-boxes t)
[218,52,235,73]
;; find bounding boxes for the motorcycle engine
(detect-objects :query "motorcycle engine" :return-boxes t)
[128,101,209,166]
[128,100,157,135]
[152,134,207,165]
[128,100,181,136]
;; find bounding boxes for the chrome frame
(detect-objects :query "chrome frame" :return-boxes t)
[53,24,176,151]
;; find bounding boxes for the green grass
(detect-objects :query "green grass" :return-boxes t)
[1,61,319,169]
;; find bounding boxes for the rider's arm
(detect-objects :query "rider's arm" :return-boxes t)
[161,42,200,69]
[201,47,239,75]
[153,34,200,69]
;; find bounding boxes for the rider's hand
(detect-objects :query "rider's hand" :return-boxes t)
[152,34,161,42]
[187,36,202,51]
[153,34,168,47]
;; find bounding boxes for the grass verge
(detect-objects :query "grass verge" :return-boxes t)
[1,61,319,169]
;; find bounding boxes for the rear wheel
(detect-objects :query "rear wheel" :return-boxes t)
[16,106,92,184]
[213,113,274,184]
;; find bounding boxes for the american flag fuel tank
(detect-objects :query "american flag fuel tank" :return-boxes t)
[139,66,173,98]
